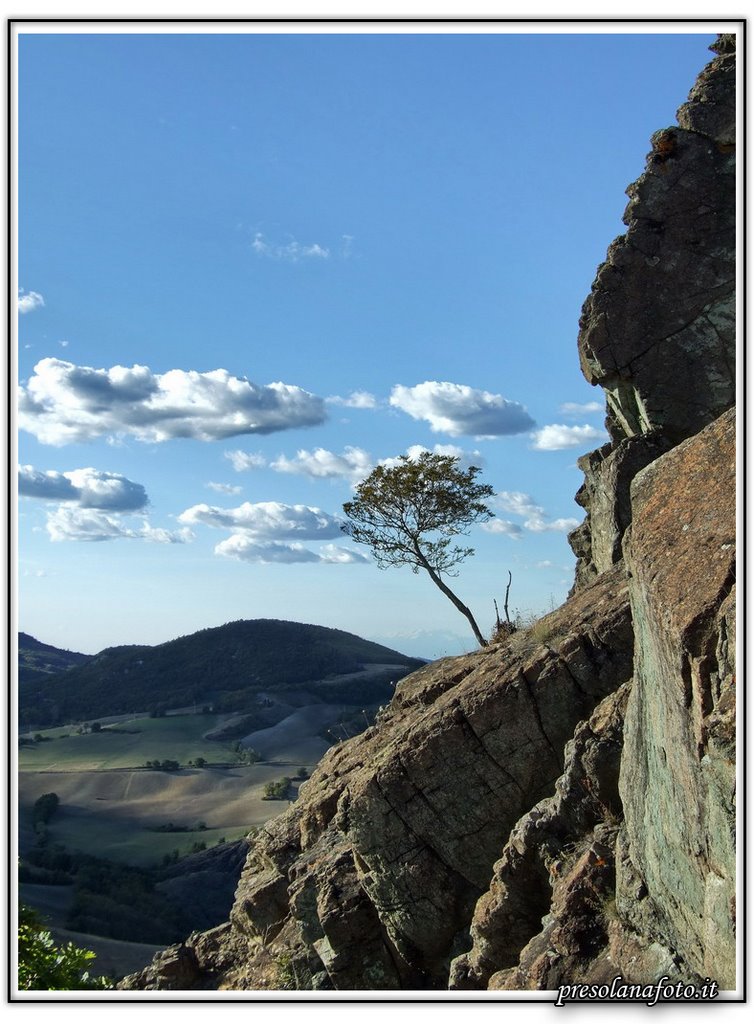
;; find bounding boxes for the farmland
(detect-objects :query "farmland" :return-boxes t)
[18,710,324,867]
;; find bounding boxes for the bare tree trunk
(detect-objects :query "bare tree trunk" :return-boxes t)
[413,545,488,647]
[504,570,513,625]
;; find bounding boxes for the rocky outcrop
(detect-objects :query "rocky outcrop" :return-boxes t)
[121,35,736,995]
[570,34,735,588]
[450,409,736,990]
[569,432,674,590]
[578,34,735,444]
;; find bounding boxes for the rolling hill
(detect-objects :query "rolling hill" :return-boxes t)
[19,619,424,728]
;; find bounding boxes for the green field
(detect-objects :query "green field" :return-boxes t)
[19,761,306,866]
[19,713,240,771]
[18,707,332,872]
[43,817,253,868]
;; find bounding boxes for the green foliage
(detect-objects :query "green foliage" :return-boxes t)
[343,451,494,573]
[151,821,207,833]
[18,904,110,990]
[144,758,180,771]
[273,948,297,990]
[233,743,261,765]
[342,452,495,646]
[263,777,293,800]
[21,835,249,943]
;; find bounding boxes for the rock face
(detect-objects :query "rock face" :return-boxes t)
[450,410,736,991]
[120,35,736,994]
[570,33,736,589]
[577,34,735,444]
[618,408,736,987]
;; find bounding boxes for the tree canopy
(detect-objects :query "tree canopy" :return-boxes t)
[342,452,494,646]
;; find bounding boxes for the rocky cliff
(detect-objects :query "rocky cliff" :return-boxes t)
[121,35,737,994]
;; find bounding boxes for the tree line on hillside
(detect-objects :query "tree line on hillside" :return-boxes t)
[20,834,233,946]
[19,620,422,729]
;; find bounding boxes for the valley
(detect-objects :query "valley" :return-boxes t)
[17,621,421,981]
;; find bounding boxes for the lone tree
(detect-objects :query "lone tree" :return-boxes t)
[342,451,494,647]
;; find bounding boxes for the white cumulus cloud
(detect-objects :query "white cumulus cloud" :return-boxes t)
[178,500,344,540]
[481,519,523,540]
[207,481,243,495]
[180,499,367,566]
[318,543,370,564]
[559,401,603,416]
[390,381,535,438]
[492,490,579,535]
[19,465,149,512]
[225,450,268,472]
[326,391,379,409]
[18,358,327,446]
[530,423,607,451]
[380,443,485,473]
[525,516,580,534]
[45,507,192,544]
[18,290,45,314]
[215,536,368,565]
[494,491,545,521]
[271,446,373,483]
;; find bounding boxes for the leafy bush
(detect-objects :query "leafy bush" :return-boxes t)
[262,777,293,800]
[233,743,261,766]
[18,904,109,990]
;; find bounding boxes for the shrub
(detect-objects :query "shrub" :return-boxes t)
[18,904,110,990]
[262,777,293,800]
[32,793,59,828]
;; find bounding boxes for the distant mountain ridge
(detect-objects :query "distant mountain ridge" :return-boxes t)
[18,619,423,729]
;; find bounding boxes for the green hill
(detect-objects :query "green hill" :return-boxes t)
[18,633,91,688]
[19,620,423,728]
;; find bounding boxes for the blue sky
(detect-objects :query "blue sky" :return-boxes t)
[16,26,718,658]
